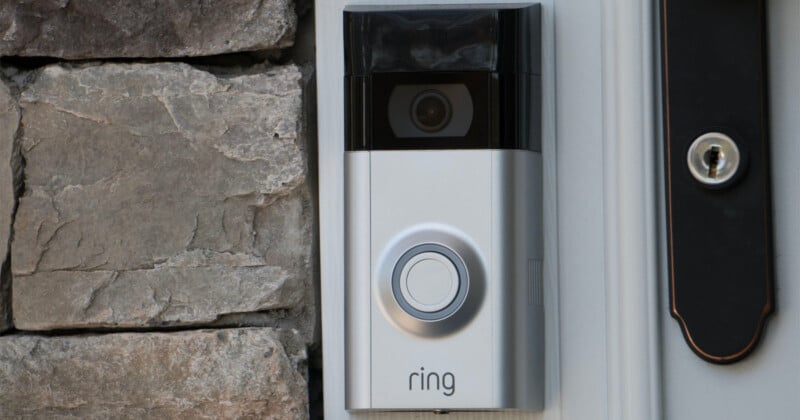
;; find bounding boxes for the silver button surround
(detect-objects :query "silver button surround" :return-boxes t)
[376,224,486,337]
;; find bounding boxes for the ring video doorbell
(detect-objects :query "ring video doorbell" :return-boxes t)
[344,4,543,411]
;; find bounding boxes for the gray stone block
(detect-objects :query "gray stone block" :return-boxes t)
[0,328,309,419]
[11,62,312,330]
[0,79,20,333]
[0,0,297,58]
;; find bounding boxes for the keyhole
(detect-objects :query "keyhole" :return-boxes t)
[687,132,740,186]
[703,145,722,178]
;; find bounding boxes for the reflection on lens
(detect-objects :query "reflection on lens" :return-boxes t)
[411,90,452,133]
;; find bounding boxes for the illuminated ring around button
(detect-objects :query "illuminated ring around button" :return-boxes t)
[392,244,469,321]
[399,252,459,313]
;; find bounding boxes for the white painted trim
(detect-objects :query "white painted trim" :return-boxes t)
[600,0,661,419]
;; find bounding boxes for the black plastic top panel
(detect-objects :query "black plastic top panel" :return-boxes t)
[344,4,541,75]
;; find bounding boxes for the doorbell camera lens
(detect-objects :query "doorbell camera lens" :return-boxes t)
[386,83,474,139]
[411,90,452,133]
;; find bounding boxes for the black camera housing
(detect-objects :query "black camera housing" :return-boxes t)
[344,4,541,151]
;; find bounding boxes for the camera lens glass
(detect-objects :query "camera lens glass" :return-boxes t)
[411,90,452,133]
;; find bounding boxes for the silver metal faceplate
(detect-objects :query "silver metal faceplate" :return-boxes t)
[345,149,544,411]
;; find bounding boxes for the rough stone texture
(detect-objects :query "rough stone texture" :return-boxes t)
[0,328,309,419]
[0,0,297,59]
[11,62,313,330]
[0,79,20,333]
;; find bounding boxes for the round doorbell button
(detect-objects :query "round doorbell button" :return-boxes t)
[379,227,486,336]
[391,243,469,322]
[399,252,460,313]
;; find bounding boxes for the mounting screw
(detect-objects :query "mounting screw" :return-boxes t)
[687,132,741,186]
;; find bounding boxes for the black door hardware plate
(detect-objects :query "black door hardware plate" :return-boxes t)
[661,0,774,363]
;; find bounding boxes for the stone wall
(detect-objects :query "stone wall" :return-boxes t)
[0,1,318,418]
